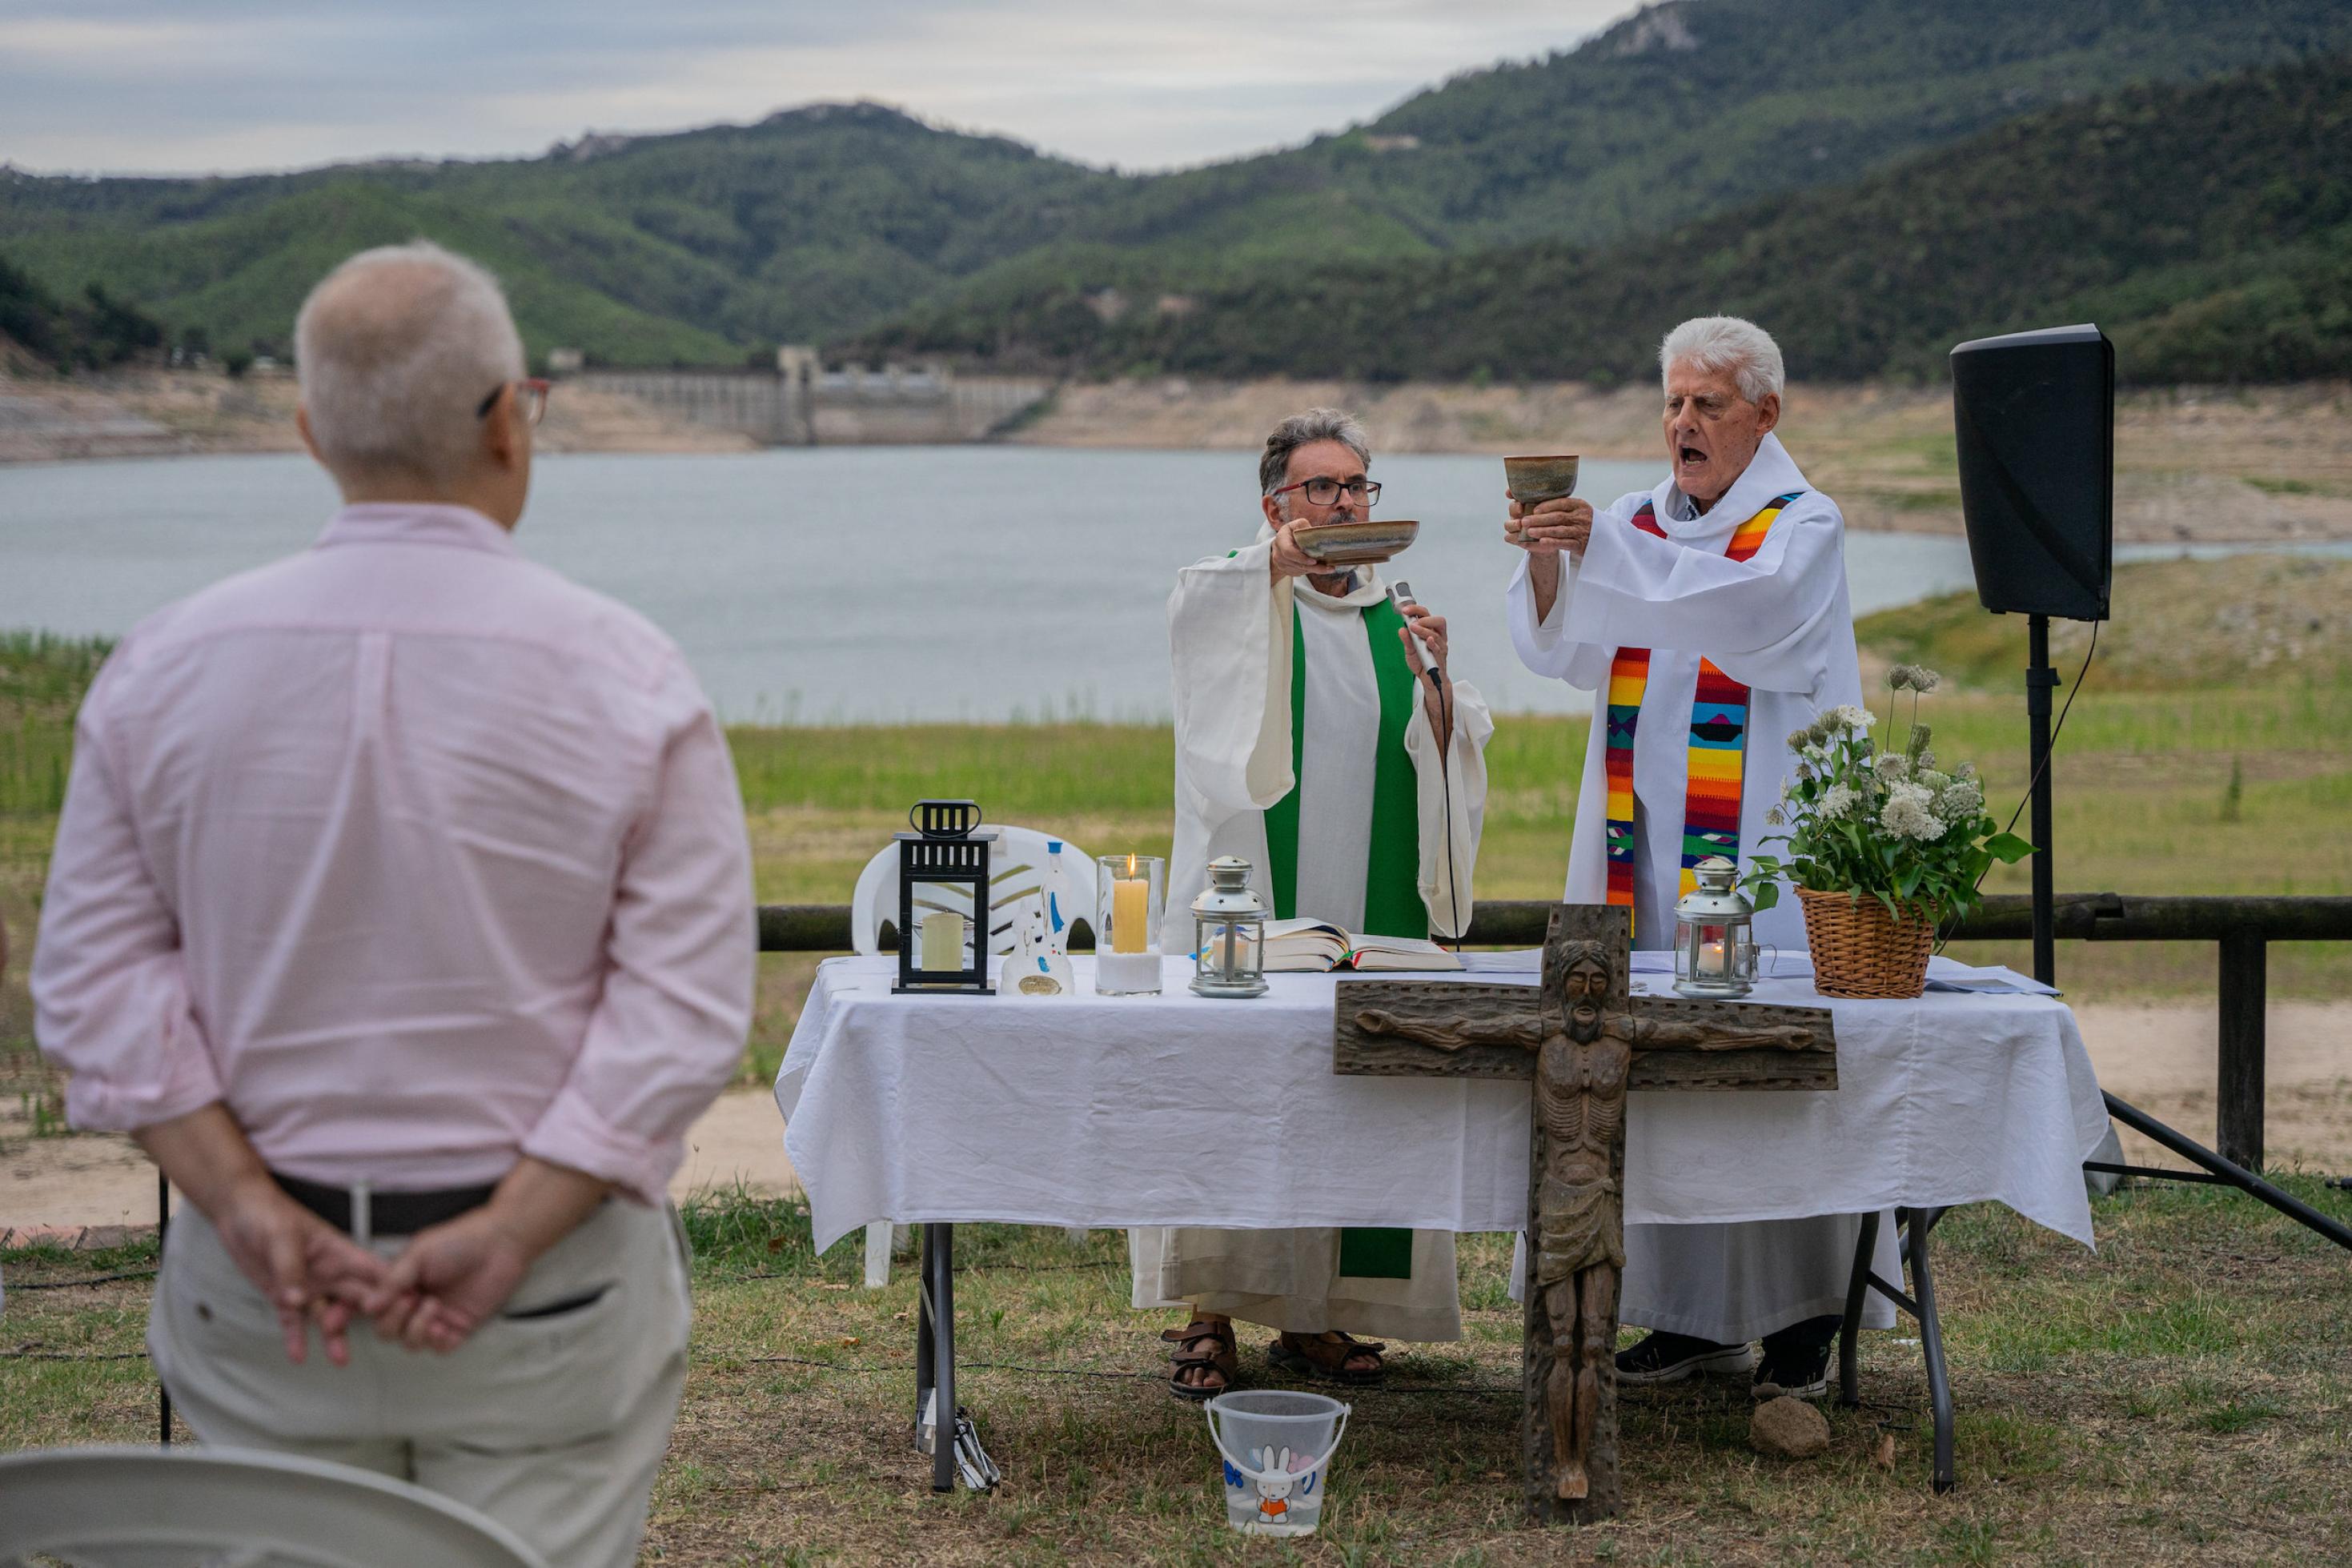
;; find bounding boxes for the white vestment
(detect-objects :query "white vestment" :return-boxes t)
[1505,432,1899,1342]
[1132,527,1493,1341]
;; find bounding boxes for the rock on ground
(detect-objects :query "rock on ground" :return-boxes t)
[1750,1395,1831,1459]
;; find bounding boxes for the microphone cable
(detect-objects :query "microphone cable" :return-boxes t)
[1933,620,2101,954]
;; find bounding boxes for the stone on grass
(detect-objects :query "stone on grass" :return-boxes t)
[1749,1396,1830,1460]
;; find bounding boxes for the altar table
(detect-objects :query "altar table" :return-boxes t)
[774,955,2108,1250]
[773,953,2110,1495]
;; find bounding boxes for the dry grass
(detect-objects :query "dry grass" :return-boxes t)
[6,1179,2350,1565]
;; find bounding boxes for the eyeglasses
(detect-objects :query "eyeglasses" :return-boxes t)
[476,377,551,427]
[1271,477,1381,507]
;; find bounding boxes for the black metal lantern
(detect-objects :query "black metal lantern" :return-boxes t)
[893,800,997,995]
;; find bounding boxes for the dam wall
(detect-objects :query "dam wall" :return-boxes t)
[563,363,1051,447]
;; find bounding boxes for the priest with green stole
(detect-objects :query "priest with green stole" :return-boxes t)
[1131,408,1495,1399]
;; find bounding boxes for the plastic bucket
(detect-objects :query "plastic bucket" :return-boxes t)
[1203,1390,1351,1536]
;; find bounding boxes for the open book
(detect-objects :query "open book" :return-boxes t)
[1261,916,1464,972]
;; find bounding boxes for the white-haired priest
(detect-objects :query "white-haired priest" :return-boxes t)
[1502,315,1900,1398]
[1132,407,1494,1399]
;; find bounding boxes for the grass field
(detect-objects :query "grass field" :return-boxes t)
[6,1178,2350,1565]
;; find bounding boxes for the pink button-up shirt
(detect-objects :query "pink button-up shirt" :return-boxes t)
[32,503,756,1205]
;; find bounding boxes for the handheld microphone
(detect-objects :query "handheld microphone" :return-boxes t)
[1389,579,1463,950]
[1388,580,1445,689]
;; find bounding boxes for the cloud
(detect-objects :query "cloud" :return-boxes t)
[0,0,1637,176]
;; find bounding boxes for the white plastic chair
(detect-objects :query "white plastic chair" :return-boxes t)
[846,825,1095,1287]
[0,1444,550,1567]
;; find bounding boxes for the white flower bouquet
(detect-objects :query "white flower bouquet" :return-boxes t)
[1743,664,2031,928]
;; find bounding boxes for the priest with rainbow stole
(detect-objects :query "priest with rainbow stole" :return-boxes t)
[1132,407,1495,1401]
[1503,316,1901,1400]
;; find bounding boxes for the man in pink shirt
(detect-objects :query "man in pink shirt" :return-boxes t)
[32,239,755,1566]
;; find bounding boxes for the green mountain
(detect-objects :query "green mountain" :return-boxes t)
[0,104,1115,366]
[2,0,2349,368]
[861,54,2352,386]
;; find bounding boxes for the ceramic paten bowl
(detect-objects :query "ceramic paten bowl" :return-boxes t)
[1293,519,1419,565]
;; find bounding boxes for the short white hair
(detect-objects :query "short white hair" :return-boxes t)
[295,240,525,482]
[1659,315,1784,405]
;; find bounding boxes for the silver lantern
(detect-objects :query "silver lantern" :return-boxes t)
[1190,856,1269,998]
[1672,856,1760,999]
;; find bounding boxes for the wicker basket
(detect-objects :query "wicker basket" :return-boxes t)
[1795,887,1937,999]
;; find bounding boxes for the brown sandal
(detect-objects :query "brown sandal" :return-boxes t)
[1268,1330,1387,1386]
[1164,1319,1238,1402]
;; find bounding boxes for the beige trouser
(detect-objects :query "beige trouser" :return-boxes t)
[150,1197,692,1568]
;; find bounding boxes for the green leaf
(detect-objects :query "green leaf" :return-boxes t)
[1983,832,2034,863]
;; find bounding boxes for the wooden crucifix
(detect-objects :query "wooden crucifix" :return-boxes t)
[1333,904,1836,1525]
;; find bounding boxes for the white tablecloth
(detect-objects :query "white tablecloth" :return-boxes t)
[774,955,2110,1253]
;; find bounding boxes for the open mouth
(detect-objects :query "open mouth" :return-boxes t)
[1677,444,1707,467]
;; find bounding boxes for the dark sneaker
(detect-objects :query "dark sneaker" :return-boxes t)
[1615,1330,1757,1386]
[1752,1317,1840,1399]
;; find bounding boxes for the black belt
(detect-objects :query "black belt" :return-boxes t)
[271,1172,498,1237]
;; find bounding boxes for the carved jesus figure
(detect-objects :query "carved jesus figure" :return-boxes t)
[1354,940,1820,1502]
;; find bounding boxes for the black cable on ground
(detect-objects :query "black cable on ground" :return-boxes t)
[743,1350,1520,1396]
[6,1269,158,1290]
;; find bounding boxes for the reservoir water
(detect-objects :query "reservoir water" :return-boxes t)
[2,447,1994,722]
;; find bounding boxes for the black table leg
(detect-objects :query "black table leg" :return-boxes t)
[926,1223,957,1493]
[1901,1206,1956,1494]
[1837,1209,1880,1410]
[1842,1207,1959,1493]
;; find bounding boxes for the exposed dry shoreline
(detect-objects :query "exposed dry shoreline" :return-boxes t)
[1013,377,2352,543]
[0,367,757,465]
[6,370,2350,543]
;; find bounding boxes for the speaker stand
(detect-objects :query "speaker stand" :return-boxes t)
[2026,616,2058,986]
[2029,617,2352,1251]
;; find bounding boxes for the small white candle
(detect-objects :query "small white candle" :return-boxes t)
[920,910,965,974]
[1701,940,1727,980]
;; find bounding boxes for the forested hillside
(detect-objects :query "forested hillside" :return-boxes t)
[0,254,163,371]
[861,56,2352,385]
[2,0,2347,372]
[0,104,1108,365]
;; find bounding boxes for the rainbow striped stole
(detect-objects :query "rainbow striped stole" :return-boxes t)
[1603,491,1802,910]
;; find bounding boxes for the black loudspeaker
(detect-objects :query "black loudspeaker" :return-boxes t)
[1950,323,2113,622]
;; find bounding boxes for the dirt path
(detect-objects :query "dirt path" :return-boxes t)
[6,1003,2344,1242]
[1,1087,798,1244]
[2078,1001,2351,1173]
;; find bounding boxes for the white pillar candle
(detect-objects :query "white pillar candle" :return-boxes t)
[920,909,966,974]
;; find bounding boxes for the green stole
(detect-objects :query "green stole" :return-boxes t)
[1262,591,1424,1280]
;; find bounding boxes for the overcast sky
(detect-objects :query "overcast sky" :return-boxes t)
[0,1,1642,178]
